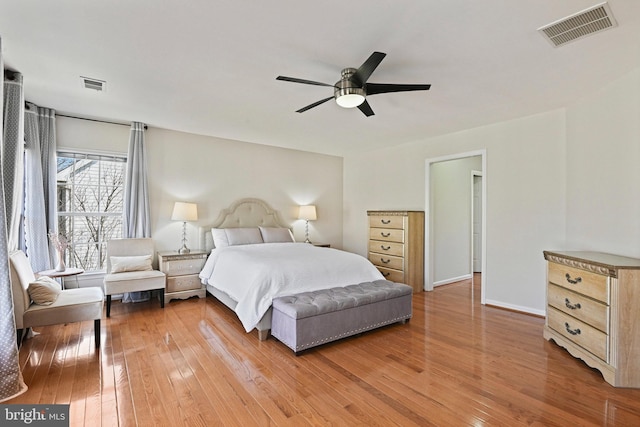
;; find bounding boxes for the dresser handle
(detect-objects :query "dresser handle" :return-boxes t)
[380,258,390,264]
[564,298,581,310]
[381,245,391,251]
[380,232,391,237]
[565,273,582,285]
[382,271,390,277]
[381,219,391,224]
[564,322,581,336]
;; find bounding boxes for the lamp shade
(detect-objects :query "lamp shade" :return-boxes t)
[298,205,317,221]
[171,202,198,222]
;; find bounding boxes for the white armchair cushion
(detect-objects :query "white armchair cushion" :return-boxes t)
[23,287,104,328]
[27,276,62,305]
[110,255,153,273]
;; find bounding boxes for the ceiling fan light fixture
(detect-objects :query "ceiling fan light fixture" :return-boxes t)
[335,88,365,108]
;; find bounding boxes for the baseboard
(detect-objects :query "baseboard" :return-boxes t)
[433,273,473,287]
[483,298,545,317]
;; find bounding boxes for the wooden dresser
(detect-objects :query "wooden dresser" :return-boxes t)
[543,250,640,388]
[367,211,424,293]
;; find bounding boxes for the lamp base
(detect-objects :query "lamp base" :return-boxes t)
[178,245,191,254]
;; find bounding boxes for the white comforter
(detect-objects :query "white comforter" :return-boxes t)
[199,243,384,332]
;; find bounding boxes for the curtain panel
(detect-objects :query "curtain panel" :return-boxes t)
[0,38,28,402]
[122,122,151,303]
[24,103,56,271]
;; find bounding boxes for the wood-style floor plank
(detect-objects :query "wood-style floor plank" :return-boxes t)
[8,274,640,426]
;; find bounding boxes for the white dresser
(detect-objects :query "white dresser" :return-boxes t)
[543,250,640,388]
[367,211,424,293]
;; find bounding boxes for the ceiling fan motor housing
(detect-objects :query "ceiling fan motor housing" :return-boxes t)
[334,68,366,108]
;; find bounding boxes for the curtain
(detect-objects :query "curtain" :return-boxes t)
[2,70,24,251]
[122,122,150,303]
[23,103,56,272]
[0,37,28,402]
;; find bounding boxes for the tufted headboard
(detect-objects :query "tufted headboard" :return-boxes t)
[198,198,289,251]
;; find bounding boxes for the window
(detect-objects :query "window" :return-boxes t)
[56,151,126,272]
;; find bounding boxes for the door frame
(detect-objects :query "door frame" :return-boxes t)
[424,149,487,304]
[471,170,483,275]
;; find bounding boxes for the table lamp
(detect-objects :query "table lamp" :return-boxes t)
[298,205,317,243]
[171,202,198,254]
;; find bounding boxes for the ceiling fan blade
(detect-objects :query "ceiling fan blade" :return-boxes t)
[357,100,375,117]
[366,83,431,95]
[276,76,334,87]
[296,96,334,113]
[351,52,387,86]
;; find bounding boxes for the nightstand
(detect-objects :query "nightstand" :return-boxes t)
[158,251,208,304]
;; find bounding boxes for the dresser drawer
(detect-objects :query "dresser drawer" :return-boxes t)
[375,266,404,283]
[368,240,404,257]
[163,257,205,276]
[369,252,404,271]
[547,307,608,361]
[167,274,202,293]
[547,283,609,333]
[368,215,405,229]
[369,227,405,243]
[548,262,609,304]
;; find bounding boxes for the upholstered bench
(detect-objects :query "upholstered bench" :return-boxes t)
[271,280,412,354]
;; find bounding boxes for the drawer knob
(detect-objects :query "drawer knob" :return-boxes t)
[382,271,390,277]
[380,245,391,251]
[565,273,582,285]
[380,258,390,264]
[564,322,581,336]
[381,232,391,237]
[381,219,391,224]
[564,298,581,310]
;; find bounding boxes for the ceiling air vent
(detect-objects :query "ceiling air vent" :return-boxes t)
[81,76,106,92]
[538,2,617,47]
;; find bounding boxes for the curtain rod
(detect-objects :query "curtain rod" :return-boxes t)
[56,113,147,130]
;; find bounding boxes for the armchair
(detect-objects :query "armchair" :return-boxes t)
[9,250,103,347]
[103,238,166,317]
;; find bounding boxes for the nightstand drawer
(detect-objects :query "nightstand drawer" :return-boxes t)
[167,274,202,293]
[547,306,608,361]
[375,266,404,283]
[548,262,609,303]
[163,258,205,276]
[548,283,609,333]
[368,240,404,257]
[369,227,405,243]
[369,252,404,271]
[368,215,405,229]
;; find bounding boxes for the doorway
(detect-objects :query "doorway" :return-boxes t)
[424,150,487,304]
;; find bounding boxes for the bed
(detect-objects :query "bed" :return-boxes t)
[198,198,384,340]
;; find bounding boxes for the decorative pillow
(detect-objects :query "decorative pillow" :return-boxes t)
[225,227,264,246]
[110,255,153,273]
[259,227,295,243]
[211,228,229,248]
[28,276,62,305]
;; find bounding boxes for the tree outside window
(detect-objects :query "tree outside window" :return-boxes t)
[56,152,126,272]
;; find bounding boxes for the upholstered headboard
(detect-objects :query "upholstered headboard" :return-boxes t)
[198,198,289,250]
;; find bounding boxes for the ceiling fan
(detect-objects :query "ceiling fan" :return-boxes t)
[276,51,431,117]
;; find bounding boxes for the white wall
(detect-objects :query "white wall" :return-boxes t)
[56,117,344,256]
[565,68,640,258]
[431,156,482,285]
[344,110,567,315]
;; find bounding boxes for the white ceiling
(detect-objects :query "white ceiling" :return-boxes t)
[1,1,639,156]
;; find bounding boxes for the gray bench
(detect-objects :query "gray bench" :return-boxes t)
[271,280,412,353]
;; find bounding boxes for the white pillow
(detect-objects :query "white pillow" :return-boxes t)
[259,227,295,243]
[211,228,229,248]
[28,276,62,305]
[110,255,153,273]
[225,227,264,246]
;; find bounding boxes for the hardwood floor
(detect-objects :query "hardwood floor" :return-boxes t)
[9,275,640,426]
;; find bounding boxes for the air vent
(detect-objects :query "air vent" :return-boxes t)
[81,76,106,91]
[538,2,617,47]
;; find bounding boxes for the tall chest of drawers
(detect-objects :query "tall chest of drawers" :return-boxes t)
[543,250,640,388]
[367,211,424,293]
